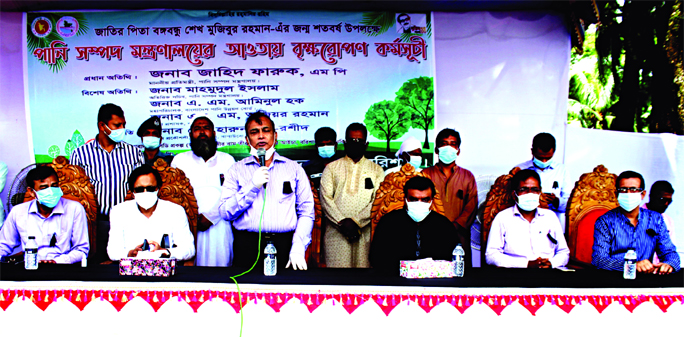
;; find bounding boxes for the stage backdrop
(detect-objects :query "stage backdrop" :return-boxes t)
[25,10,435,162]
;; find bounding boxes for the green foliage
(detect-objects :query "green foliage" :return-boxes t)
[395,76,434,148]
[360,12,432,41]
[71,130,85,148]
[26,13,89,73]
[364,100,411,153]
[64,140,76,159]
[48,145,60,158]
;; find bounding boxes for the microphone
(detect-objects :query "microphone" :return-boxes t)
[257,148,266,167]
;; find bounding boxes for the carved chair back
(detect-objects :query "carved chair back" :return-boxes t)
[566,165,618,267]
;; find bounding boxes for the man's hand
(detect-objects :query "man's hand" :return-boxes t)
[636,259,656,274]
[338,218,360,242]
[39,260,56,264]
[527,257,551,268]
[540,193,559,209]
[197,214,213,232]
[127,243,144,257]
[652,263,674,275]
[285,253,307,270]
[251,166,269,188]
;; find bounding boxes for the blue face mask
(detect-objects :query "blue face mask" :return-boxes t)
[533,156,552,169]
[34,187,63,208]
[105,125,126,143]
[437,146,458,164]
[407,155,422,169]
[515,192,540,212]
[143,136,161,150]
[318,145,335,159]
[618,192,642,212]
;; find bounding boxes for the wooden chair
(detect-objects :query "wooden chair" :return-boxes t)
[23,156,99,253]
[305,179,325,268]
[481,167,521,266]
[370,163,446,238]
[123,158,199,265]
[566,165,618,268]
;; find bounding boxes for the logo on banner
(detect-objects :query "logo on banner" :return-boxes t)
[396,13,427,34]
[56,16,79,38]
[31,17,53,38]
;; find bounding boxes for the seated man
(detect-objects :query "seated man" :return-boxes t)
[370,176,458,273]
[486,169,569,268]
[385,136,422,174]
[592,171,680,274]
[107,165,195,261]
[137,116,174,166]
[643,180,676,265]
[0,166,89,263]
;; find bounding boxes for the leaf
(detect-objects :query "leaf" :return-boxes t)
[72,130,85,147]
[64,140,76,158]
[48,145,60,159]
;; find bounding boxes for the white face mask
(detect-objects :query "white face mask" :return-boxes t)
[406,199,432,222]
[437,146,458,164]
[249,145,275,161]
[134,191,158,210]
[515,192,540,212]
[618,192,642,212]
[407,155,422,169]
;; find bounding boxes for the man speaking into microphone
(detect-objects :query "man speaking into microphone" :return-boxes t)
[220,111,314,271]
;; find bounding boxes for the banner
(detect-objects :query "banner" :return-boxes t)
[25,10,435,163]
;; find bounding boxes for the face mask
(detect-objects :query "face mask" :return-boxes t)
[105,125,126,143]
[437,146,458,164]
[142,136,161,150]
[533,156,552,169]
[618,193,642,212]
[407,155,422,169]
[249,145,275,160]
[318,145,335,159]
[406,200,432,222]
[515,192,540,212]
[135,191,158,210]
[345,141,366,159]
[34,187,63,208]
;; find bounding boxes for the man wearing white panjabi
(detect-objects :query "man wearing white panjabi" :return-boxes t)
[172,116,236,266]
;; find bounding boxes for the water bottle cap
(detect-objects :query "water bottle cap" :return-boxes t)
[28,236,35,239]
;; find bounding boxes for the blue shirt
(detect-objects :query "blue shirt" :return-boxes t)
[592,208,680,271]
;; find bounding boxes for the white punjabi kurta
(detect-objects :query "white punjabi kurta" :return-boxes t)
[107,199,195,261]
[172,151,236,266]
[320,156,384,268]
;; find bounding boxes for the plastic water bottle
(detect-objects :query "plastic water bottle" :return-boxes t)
[24,236,38,270]
[264,241,277,276]
[623,249,637,279]
[453,244,465,277]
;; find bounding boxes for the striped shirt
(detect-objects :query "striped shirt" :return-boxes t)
[70,139,144,216]
[219,152,314,257]
[592,208,680,271]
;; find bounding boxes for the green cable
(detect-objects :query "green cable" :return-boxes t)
[229,187,266,337]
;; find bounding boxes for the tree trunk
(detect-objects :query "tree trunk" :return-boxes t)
[423,127,430,149]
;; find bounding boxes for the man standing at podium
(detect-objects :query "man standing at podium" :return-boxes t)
[220,112,313,271]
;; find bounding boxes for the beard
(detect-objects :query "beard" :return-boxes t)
[190,135,217,160]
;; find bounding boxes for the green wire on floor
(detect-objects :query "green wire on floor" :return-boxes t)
[229,190,266,337]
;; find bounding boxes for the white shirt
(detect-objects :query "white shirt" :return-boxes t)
[385,164,422,175]
[486,206,569,268]
[107,199,195,261]
[517,159,568,214]
[172,150,236,266]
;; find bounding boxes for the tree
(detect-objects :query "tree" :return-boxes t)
[364,100,411,153]
[395,76,434,148]
[594,0,683,134]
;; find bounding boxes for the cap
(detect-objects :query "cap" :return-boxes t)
[137,116,162,137]
[395,136,421,158]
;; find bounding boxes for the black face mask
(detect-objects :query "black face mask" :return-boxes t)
[190,135,218,160]
[345,141,366,159]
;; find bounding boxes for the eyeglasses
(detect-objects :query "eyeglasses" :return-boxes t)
[616,187,644,193]
[655,197,673,204]
[347,138,365,143]
[515,187,541,195]
[133,186,158,193]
